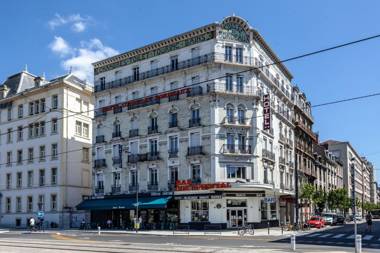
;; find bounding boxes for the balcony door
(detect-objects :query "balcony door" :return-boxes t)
[189,132,200,147]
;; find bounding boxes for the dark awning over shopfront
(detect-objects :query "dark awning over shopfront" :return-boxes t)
[77,196,172,210]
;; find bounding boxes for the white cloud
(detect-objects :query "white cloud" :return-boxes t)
[49,36,72,57]
[48,13,91,33]
[50,37,118,83]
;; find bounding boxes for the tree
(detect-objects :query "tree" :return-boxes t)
[313,190,327,214]
[300,183,315,202]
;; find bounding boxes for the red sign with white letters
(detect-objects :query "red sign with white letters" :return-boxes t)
[175,180,231,191]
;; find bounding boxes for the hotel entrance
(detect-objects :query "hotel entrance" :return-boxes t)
[226,199,247,228]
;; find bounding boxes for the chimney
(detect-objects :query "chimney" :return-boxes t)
[34,76,45,87]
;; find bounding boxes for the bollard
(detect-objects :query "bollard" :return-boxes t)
[98,226,101,235]
[291,234,296,251]
[355,234,362,253]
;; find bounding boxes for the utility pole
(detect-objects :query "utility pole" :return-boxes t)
[295,151,299,229]
[351,159,360,253]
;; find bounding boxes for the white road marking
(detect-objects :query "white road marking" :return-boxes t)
[363,235,373,240]
[332,234,345,238]
[319,233,333,238]
[307,233,321,237]
[346,235,355,239]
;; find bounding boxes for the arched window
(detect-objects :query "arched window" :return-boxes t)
[169,107,178,128]
[226,104,234,123]
[237,105,246,124]
[149,112,158,133]
[190,105,201,127]
[113,120,121,137]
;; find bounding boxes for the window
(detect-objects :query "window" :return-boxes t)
[7,107,12,121]
[133,66,139,81]
[28,124,33,138]
[270,202,277,219]
[51,143,58,160]
[237,107,245,124]
[17,126,23,141]
[225,46,232,62]
[27,196,33,212]
[7,128,12,143]
[150,116,158,130]
[236,47,243,63]
[6,151,12,166]
[29,102,34,115]
[27,171,33,187]
[114,95,121,104]
[17,150,23,164]
[6,197,11,213]
[39,145,45,161]
[41,98,46,112]
[18,105,23,118]
[191,47,200,58]
[51,194,57,211]
[169,166,178,184]
[189,132,201,147]
[16,172,22,188]
[38,195,45,211]
[227,166,246,179]
[261,199,268,220]
[96,173,104,189]
[99,77,106,89]
[149,139,158,154]
[16,197,21,212]
[130,170,137,186]
[51,168,57,185]
[191,200,209,222]
[170,56,178,71]
[150,86,158,95]
[40,121,45,136]
[113,172,121,186]
[39,169,45,186]
[169,136,178,154]
[83,101,89,115]
[236,75,244,92]
[51,118,58,134]
[132,91,139,99]
[191,164,201,183]
[52,95,58,109]
[34,122,39,137]
[83,123,89,138]
[226,105,234,123]
[82,147,90,163]
[149,168,158,185]
[191,75,200,85]
[34,100,40,114]
[191,108,200,121]
[225,74,233,91]
[6,173,11,189]
[28,148,34,163]
[169,112,178,127]
[76,121,82,136]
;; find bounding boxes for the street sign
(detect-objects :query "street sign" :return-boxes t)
[264,197,276,204]
[37,211,45,219]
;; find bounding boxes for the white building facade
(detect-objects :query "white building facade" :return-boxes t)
[0,71,93,228]
[87,16,296,229]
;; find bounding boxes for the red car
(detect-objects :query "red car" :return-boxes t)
[308,216,325,228]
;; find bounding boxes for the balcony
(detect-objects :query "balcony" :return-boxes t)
[113,106,122,114]
[147,152,160,161]
[169,120,178,128]
[187,146,204,156]
[187,86,203,97]
[168,150,178,158]
[112,131,122,138]
[148,126,159,135]
[95,53,214,93]
[279,157,286,165]
[95,135,105,143]
[95,187,104,194]
[129,184,138,192]
[262,149,275,161]
[112,156,122,165]
[94,159,106,168]
[127,154,139,163]
[147,184,159,191]
[111,185,121,194]
[207,81,261,97]
[129,129,139,138]
[189,118,201,128]
[221,144,252,155]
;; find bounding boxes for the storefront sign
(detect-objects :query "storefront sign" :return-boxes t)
[264,197,276,203]
[223,191,265,197]
[174,194,222,200]
[175,180,231,191]
[263,94,271,130]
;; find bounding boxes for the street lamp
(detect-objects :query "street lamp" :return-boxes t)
[350,157,360,253]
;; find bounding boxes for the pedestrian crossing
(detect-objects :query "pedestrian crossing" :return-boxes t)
[303,232,378,241]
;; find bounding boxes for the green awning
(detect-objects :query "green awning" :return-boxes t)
[77,196,171,210]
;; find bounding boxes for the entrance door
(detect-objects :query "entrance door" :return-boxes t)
[227,208,247,228]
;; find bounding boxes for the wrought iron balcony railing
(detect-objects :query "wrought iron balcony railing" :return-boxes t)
[94,159,106,168]
[129,129,139,138]
[187,146,203,156]
[189,118,201,128]
[95,135,105,143]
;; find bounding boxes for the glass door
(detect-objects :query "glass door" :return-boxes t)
[227,208,247,228]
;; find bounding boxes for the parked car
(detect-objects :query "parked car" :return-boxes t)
[322,213,337,225]
[335,215,346,225]
[308,216,325,228]
[349,214,363,221]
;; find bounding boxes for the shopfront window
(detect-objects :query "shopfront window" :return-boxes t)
[270,202,277,220]
[227,166,246,179]
[191,200,209,222]
[261,199,267,220]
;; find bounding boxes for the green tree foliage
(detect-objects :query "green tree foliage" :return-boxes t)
[313,190,327,214]
[300,183,315,203]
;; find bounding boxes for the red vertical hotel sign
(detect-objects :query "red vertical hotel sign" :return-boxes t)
[263,94,271,130]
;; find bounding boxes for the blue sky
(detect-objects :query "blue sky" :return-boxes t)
[1,0,380,182]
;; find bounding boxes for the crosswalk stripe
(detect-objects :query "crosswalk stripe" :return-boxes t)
[363,235,373,240]
[308,233,321,237]
[333,234,345,238]
[319,233,333,238]
[346,235,355,239]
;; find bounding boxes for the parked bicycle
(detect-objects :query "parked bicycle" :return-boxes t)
[238,224,254,236]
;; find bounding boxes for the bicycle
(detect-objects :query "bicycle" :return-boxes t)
[238,225,254,236]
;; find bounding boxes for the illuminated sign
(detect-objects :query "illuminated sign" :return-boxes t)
[175,180,231,191]
[263,94,271,130]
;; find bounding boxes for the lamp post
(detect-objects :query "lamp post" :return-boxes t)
[351,157,360,253]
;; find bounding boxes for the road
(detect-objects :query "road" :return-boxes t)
[0,221,378,252]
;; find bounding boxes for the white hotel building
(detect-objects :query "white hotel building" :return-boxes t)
[0,71,93,228]
[82,16,297,229]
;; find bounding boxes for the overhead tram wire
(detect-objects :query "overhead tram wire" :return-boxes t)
[1,33,380,138]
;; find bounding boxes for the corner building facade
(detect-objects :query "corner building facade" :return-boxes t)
[88,16,297,229]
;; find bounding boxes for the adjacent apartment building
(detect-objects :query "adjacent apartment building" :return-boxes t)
[80,16,298,229]
[0,71,93,228]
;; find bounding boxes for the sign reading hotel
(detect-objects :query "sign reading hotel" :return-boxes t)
[263,94,271,130]
[175,180,231,191]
